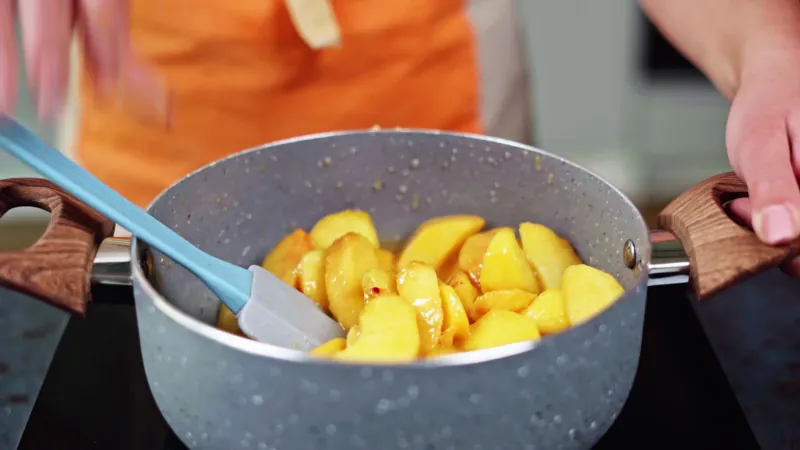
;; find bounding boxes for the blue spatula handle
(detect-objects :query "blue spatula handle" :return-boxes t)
[0,115,251,313]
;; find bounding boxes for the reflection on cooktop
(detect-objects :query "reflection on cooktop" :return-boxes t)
[18,284,759,450]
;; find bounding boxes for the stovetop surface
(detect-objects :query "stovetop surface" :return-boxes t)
[17,284,761,450]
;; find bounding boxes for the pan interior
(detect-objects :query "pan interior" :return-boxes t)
[140,131,651,346]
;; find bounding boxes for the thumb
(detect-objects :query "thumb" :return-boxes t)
[728,196,800,277]
[730,117,800,245]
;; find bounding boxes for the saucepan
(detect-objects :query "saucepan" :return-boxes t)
[1,130,794,450]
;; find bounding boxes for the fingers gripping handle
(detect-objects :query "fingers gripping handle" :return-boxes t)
[0,179,115,315]
[658,172,800,299]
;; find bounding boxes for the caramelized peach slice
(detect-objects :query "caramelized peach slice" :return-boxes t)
[376,248,396,272]
[447,269,480,322]
[457,228,509,286]
[480,229,541,294]
[346,325,361,347]
[297,250,327,310]
[563,264,625,326]
[462,310,541,351]
[336,296,420,362]
[397,215,485,270]
[519,222,582,290]
[325,233,379,329]
[396,262,444,355]
[472,289,537,319]
[362,268,398,301]
[216,304,244,336]
[439,282,470,347]
[311,338,346,356]
[261,229,313,287]
[521,288,570,334]
[310,210,379,249]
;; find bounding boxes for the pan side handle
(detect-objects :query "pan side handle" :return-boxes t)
[0,178,115,315]
[658,172,800,300]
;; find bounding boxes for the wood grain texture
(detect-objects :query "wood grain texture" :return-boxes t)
[0,178,115,315]
[658,172,800,300]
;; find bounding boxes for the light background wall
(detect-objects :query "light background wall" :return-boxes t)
[517,0,731,203]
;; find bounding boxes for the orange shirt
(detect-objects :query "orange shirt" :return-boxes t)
[75,0,528,207]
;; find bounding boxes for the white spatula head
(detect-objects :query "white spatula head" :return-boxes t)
[237,266,345,350]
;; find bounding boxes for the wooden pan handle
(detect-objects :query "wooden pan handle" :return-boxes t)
[658,172,800,300]
[0,178,115,315]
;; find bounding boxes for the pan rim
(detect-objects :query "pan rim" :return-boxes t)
[130,128,651,367]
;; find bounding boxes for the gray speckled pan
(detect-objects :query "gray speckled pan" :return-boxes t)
[2,130,789,450]
[138,131,649,450]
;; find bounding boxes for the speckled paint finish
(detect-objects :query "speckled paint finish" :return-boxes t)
[131,131,651,450]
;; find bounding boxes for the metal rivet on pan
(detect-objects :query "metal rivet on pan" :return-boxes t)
[623,239,637,269]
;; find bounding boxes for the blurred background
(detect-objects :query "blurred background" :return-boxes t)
[516,2,730,224]
[0,1,731,248]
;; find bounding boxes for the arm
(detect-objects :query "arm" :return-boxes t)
[640,0,800,99]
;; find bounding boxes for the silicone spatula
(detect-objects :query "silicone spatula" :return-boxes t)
[0,115,345,350]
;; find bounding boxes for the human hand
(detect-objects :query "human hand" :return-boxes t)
[0,0,162,121]
[725,33,800,276]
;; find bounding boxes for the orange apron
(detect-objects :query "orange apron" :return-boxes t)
[76,0,487,207]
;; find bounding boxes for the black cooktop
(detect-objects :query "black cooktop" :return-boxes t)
[17,283,761,450]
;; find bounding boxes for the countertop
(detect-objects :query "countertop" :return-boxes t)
[9,272,800,450]
[689,270,800,449]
